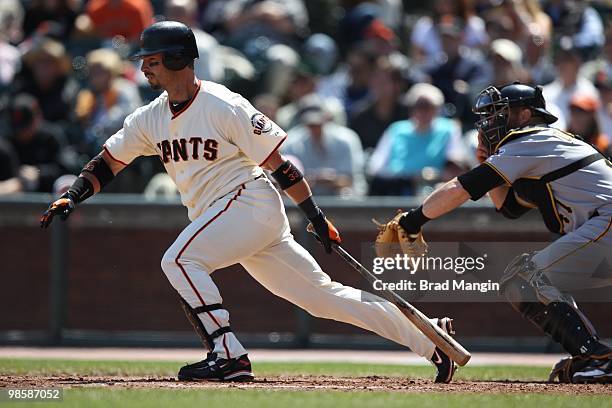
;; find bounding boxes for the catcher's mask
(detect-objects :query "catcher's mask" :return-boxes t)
[473,83,558,154]
[473,86,508,155]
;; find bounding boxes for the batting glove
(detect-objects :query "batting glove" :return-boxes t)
[40,193,75,228]
[308,209,341,253]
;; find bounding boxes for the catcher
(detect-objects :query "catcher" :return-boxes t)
[378,82,612,383]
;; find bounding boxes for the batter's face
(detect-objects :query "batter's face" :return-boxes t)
[141,54,170,90]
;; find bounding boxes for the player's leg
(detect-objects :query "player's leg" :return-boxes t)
[240,235,437,358]
[499,213,612,382]
[160,182,283,380]
[241,235,457,381]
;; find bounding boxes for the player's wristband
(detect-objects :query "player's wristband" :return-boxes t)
[270,160,303,190]
[398,206,430,235]
[65,176,94,204]
[297,196,321,221]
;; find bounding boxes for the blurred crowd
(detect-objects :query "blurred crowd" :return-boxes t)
[0,0,611,198]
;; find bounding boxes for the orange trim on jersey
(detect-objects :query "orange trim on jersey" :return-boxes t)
[174,185,244,359]
[170,80,201,120]
[259,135,288,166]
[103,145,128,166]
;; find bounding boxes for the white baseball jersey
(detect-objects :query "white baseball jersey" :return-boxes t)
[104,80,287,220]
[104,79,437,364]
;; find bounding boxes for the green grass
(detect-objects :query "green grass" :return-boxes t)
[0,359,600,408]
[49,389,609,408]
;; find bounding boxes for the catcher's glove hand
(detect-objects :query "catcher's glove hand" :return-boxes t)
[40,194,75,228]
[374,210,428,259]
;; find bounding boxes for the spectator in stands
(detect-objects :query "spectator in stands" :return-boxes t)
[253,93,280,122]
[580,28,612,88]
[567,93,610,156]
[0,137,21,195]
[11,37,80,129]
[349,53,408,151]
[22,0,79,41]
[320,42,379,117]
[483,10,515,43]
[543,0,604,61]
[282,95,366,196]
[543,38,599,128]
[164,0,223,82]
[221,0,308,50]
[498,0,552,48]
[594,70,612,140]
[73,48,141,155]
[410,0,488,63]
[524,27,556,86]
[0,1,23,91]
[473,38,529,94]
[214,0,307,96]
[4,94,75,193]
[337,2,398,56]
[85,0,154,42]
[276,62,346,130]
[423,16,486,128]
[367,83,466,196]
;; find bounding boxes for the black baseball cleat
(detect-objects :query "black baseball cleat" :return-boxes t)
[431,317,457,384]
[178,352,254,382]
[572,358,612,384]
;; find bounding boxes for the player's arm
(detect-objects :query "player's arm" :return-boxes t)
[397,162,508,236]
[40,150,126,228]
[262,150,340,253]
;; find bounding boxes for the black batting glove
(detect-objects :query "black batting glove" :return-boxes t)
[308,209,341,254]
[40,193,76,228]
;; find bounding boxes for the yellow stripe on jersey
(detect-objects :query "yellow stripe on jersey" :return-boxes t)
[493,126,549,154]
[482,161,512,186]
[540,216,612,271]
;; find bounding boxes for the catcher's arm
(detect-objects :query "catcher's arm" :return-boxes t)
[40,150,125,228]
[262,150,340,252]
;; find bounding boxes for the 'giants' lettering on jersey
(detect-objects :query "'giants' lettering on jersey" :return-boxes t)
[157,138,218,163]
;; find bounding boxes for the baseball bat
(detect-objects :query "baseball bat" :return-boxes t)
[307,225,471,366]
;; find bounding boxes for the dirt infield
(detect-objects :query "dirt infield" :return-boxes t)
[0,348,567,366]
[2,375,611,394]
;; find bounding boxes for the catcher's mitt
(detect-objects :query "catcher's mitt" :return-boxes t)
[373,211,428,259]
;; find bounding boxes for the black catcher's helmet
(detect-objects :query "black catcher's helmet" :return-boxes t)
[130,21,199,71]
[473,82,557,154]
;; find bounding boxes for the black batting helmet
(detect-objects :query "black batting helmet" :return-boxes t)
[130,21,199,71]
[473,82,557,154]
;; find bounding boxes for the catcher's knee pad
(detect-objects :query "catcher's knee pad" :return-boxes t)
[499,252,540,310]
[179,298,231,351]
[499,252,571,307]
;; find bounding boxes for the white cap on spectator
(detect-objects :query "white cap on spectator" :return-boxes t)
[403,83,444,108]
[490,38,522,64]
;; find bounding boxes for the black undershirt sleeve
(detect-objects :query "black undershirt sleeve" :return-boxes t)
[497,188,533,219]
[457,163,507,201]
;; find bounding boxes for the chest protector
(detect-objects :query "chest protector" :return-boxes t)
[512,152,604,234]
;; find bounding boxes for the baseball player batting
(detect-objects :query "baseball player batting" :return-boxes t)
[40,21,457,383]
[388,82,612,383]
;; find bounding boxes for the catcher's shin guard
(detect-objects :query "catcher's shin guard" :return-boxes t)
[179,298,231,351]
[501,275,610,357]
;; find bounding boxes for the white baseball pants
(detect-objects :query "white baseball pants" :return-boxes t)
[160,177,436,359]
